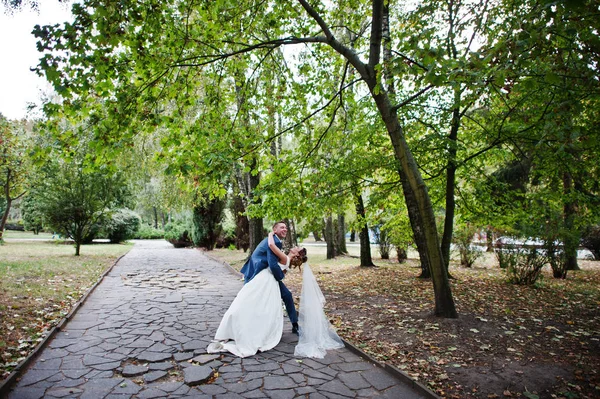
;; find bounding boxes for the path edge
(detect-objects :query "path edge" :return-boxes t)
[0,250,130,398]
[204,253,440,399]
[201,249,244,278]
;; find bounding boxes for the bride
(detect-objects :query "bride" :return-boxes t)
[208,233,343,359]
[207,233,304,358]
[267,235,345,359]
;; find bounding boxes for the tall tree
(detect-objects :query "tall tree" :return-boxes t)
[35,0,457,316]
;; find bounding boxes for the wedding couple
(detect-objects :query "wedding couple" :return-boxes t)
[207,221,344,358]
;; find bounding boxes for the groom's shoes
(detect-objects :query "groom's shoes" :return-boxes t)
[292,323,299,335]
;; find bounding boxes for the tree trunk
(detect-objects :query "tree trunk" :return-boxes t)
[324,214,336,259]
[367,75,457,317]
[247,158,263,254]
[563,171,579,271]
[313,230,322,241]
[350,230,356,242]
[336,214,347,254]
[354,189,375,267]
[284,218,298,250]
[382,5,430,279]
[441,106,460,271]
[153,206,158,229]
[486,228,494,252]
[0,197,11,242]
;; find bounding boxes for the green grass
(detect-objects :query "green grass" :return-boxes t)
[0,238,132,380]
[2,230,54,240]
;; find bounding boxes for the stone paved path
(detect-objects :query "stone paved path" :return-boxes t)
[5,240,432,399]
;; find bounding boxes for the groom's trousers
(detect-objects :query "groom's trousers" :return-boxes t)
[278,281,298,324]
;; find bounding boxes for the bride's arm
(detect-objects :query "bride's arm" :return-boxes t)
[268,232,288,264]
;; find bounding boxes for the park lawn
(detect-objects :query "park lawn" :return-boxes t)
[210,245,600,399]
[0,234,132,381]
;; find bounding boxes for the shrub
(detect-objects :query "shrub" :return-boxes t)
[454,223,483,268]
[373,225,391,259]
[103,209,141,243]
[192,198,225,250]
[495,240,547,285]
[581,225,600,261]
[21,194,45,234]
[164,221,193,248]
[135,224,165,239]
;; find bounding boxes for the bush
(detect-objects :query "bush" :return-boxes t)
[495,240,547,285]
[373,225,391,259]
[103,209,141,243]
[191,198,225,250]
[454,223,483,268]
[135,224,165,239]
[164,221,193,248]
[582,225,600,261]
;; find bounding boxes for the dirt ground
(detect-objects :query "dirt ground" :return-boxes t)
[280,254,600,399]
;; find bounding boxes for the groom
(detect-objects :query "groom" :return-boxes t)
[240,221,299,335]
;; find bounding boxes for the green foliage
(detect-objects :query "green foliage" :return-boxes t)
[35,158,131,255]
[103,208,141,243]
[453,223,483,268]
[134,224,165,239]
[191,197,225,250]
[21,192,45,234]
[164,221,192,248]
[495,240,547,285]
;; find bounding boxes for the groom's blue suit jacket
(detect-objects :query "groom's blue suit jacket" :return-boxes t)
[240,235,285,283]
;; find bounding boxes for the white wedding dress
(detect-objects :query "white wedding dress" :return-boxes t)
[207,263,285,358]
[207,259,343,359]
[294,264,345,358]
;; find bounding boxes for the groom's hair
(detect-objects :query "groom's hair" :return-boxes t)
[272,220,286,229]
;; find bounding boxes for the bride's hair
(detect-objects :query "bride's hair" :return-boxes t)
[289,247,307,270]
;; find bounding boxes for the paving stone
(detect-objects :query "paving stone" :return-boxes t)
[318,380,356,397]
[45,387,84,398]
[197,383,227,395]
[83,354,118,366]
[147,342,176,353]
[122,365,148,377]
[6,387,46,399]
[183,365,214,386]
[110,379,142,395]
[17,369,59,387]
[338,371,371,390]
[148,361,175,371]
[245,388,270,398]
[136,351,173,362]
[173,352,193,362]
[79,378,123,399]
[144,370,168,383]
[182,340,205,351]
[135,387,168,398]
[62,369,89,379]
[355,387,379,398]
[32,358,62,370]
[91,361,121,371]
[127,338,155,348]
[335,361,373,372]
[360,368,398,390]
[263,375,297,390]
[55,377,86,388]
[190,354,220,364]
[149,381,184,393]
[244,362,280,372]
[265,390,297,399]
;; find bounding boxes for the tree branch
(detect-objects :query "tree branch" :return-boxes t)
[369,0,383,68]
[296,0,368,77]
[391,85,433,112]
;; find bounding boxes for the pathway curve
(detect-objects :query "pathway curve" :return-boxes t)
[5,240,433,399]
